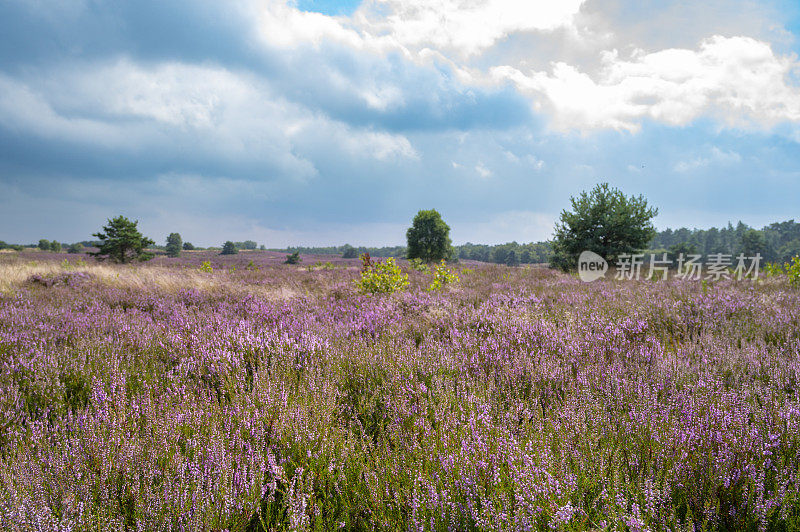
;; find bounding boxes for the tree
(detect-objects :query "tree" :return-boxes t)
[38,239,50,251]
[551,183,658,271]
[220,241,238,255]
[165,233,183,258]
[91,216,154,263]
[406,209,453,263]
[50,241,62,253]
[505,249,519,267]
[67,243,84,254]
[668,242,698,262]
[183,242,195,250]
[285,251,301,264]
[738,229,770,259]
[342,244,358,259]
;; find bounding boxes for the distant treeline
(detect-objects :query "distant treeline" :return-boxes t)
[273,219,800,266]
[273,242,553,265]
[5,219,798,266]
[647,220,800,263]
[275,245,407,258]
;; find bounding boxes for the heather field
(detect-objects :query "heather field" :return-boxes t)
[1,253,800,531]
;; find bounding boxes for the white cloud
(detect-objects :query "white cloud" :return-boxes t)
[493,35,800,132]
[674,146,742,172]
[252,2,800,134]
[355,0,586,57]
[475,162,493,178]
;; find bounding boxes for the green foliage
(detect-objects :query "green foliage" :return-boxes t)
[764,262,784,277]
[38,239,50,251]
[61,258,87,270]
[668,241,698,261]
[67,242,84,254]
[341,244,358,259]
[245,260,259,271]
[220,241,238,255]
[199,261,213,273]
[356,254,409,294]
[235,240,258,250]
[406,209,453,263]
[182,242,195,250]
[787,256,800,288]
[505,249,519,267]
[408,258,430,273]
[49,240,62,253]
[551,183,658,271]
[165,233,183,258]
[738,228,769,258]
[284,251,301,264]
[427,260,460,291]
[90,216,155,263]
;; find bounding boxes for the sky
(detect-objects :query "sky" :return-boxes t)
[0,0,799,247]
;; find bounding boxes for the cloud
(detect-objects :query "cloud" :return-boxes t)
[355,0,586,57]
[674,146,743,172]
[493,36,800,132]
[475,163,493,178]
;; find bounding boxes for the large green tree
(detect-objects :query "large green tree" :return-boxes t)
[91,216,154,263]
[165,233,183,258]
[551,183,658,271]
[406,209,453,263]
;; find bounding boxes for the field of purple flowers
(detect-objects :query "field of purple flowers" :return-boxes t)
[1,253,799,531]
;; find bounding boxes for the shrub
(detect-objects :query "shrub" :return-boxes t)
[285,252,301,264]
[38,239,50,251]
[183,242,195,250]
[67,242,84,254]
[427,260,460,291]
[409,258,430,273]
[342,244,358,259]
[50,241,62,253]
[787,256,800,288]
[199,261,213,273]
[356,253,409,294]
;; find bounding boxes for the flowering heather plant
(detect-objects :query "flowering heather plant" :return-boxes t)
[0,256,799,530]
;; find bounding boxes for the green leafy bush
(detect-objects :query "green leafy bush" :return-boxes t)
[199,261,213,273]
[285,251,301,264]
[356,253,409,294]
[427,260,460,291]
[787,256,800,288]
[408,258,430,273]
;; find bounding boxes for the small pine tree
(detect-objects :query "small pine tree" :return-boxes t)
[91,216,154,263]
[221,241,238,255]
[285,251,301,264]
[165,233,183,258]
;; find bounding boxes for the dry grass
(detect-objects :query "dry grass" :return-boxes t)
[0,259,309,299]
